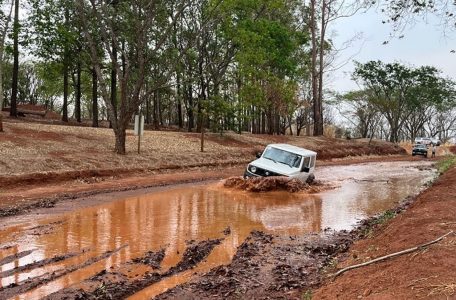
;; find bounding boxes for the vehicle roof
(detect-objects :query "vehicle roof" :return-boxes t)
[267,143,317,157]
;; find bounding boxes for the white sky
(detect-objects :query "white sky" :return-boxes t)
[329,6,456,93]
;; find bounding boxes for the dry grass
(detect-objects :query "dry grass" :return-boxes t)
[0,121,404,176]
[414,282,456,298]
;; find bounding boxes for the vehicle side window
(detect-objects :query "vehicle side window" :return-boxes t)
[310,156,315,168]
[301,157,310,171]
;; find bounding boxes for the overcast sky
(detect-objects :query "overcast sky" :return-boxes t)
[329,6,456,93]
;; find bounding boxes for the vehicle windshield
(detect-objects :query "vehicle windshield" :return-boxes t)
[262,147,302,168]
[414,144,426,149]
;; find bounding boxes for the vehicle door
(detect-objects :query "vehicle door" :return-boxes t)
[299,156,312,180]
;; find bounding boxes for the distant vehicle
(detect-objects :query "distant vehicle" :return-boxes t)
[412,144,428,157]
[430,138,441,146]
[414,137,432,145]
[244,144,317,183]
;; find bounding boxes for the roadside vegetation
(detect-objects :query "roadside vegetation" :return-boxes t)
[436,155,456,174]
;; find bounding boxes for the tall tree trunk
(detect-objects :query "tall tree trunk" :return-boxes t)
[310,0,322,136]
[187,85,194,132]
[75,59,82,123]
[145,95,150,124]
[261,111,266,134]
[177,72,183,128]
[110,41,118,127]
[62,7,70,122]
[315,0,327,136]
[10,0,19,118]
[114,127,126,154]
[92,69,98,127]
[153,91,160,129]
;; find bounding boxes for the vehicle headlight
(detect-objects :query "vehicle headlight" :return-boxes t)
[265,171,270,176]
[250,166,257,173]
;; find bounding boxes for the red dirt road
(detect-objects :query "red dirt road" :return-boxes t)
[314,166,456,299]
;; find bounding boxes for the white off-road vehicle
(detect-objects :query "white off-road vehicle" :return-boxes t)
[244,144,317,183]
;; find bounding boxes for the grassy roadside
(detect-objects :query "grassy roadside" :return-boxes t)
[436,155,456,174]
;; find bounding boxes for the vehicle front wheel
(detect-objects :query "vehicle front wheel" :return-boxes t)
[306,174,315,184]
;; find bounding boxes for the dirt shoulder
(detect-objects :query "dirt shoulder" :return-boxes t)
[313,166,456,299]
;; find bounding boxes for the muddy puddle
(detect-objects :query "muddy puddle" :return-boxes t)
[0,161,436,299]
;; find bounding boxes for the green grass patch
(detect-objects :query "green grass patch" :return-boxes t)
[436,156,456,174]
[301,290,312,300]
[361,210,397,238]
[373,210,397,225]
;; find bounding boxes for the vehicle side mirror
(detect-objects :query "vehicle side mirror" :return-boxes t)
[302,167,310,173]
[256,152,262,159]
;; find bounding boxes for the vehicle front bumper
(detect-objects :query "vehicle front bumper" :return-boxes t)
[244,169,260,178]
[412,150,428,155]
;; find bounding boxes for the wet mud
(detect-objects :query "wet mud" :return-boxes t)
[157,194,420,299]
[131,249,166,270]
[224,176,330,193]
[47,239,223,300]
[0,199,58,218]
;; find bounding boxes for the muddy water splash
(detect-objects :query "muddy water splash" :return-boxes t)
[0,161,436,299]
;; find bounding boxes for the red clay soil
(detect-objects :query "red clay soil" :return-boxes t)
[449,145,456,154]
[313,166,456,300]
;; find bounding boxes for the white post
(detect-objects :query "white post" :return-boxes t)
[134,114,144,154]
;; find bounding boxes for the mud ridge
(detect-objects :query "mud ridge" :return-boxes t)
[0,160,250,189]
[131,248,166,270]
[0,249,35,266]
[47,238,223,300]
[0,199,58,218]
[0,251,82,278]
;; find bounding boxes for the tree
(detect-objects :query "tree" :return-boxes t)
[353,61,455,142]
[77,0,194,154]
[383,0,456,34]
[336,90,381,140]
[307,0,370,136]
[28,0,82,122]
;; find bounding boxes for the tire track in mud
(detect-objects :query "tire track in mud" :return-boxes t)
[46,238,223,299]
[0,245,127,299]
[0,251,82,278]
[0,249,35,266]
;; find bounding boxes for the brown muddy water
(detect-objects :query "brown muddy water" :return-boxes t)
[0,161,436,299]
